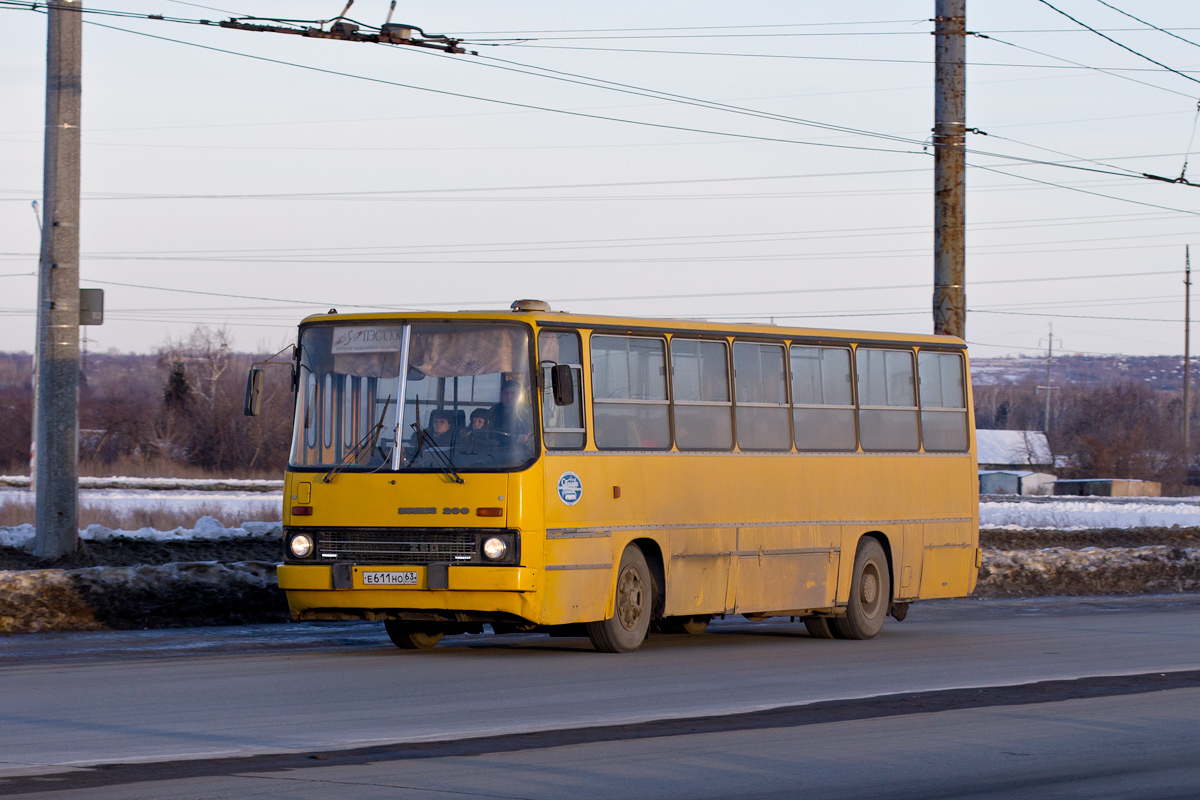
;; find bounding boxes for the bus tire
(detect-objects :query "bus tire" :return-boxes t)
[587,546,653,653]
[833,538,890,640]
[803,617,837,639]
[384,620,444,650]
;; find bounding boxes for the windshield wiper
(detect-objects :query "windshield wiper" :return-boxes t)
[323,395,393,484]
[409,397,465,484]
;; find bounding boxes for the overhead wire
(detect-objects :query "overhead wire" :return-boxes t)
[4,4,1193,189]
[1034,0,1200,86]
[977,34,1198,99]
[1090,0,1200,50]
[70,18,930,157]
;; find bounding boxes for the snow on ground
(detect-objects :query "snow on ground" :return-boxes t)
[0,476,282,491]
[0,486,282,518]
[980,498,1200,530]
[0,518,282,550]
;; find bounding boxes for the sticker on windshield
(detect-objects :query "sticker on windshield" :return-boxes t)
[331,325,405,354]
[557,472,583,506]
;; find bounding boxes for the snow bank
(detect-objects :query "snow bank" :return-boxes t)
[980,499,1200,530]
[0,476,283,491]
[0,517,281,551]
[976,546,1200,598]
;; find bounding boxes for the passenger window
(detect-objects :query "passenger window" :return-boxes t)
[539,331,586,449]
[919,351,969,452]
[791,346,856,451]
[671,338,732,450]
[856,348,919,451]
[733,341,791,451]
[591,335,671,449]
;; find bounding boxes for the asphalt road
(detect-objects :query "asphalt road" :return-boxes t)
[2,595,1199,798]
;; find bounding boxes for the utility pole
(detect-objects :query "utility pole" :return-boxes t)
[1038,323,1061,434]
[933,0,967,339]
[34,0,83,559]
[1185,246,1192,474]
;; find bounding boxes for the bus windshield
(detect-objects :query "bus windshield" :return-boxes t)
[290,322,536,472]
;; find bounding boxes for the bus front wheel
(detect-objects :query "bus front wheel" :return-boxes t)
[384,620,444,650]
[833,538,890,640]
[587,546,653,653]
[803,617,838,639]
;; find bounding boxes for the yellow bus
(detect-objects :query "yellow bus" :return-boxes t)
[249,300,979,652]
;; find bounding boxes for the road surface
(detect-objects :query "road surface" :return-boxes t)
[2,595,1198,798]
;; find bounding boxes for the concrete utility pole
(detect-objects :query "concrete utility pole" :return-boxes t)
[34,0,83,559]
[933,0,967,339]
[1038,323,1061,434]
[1185,246,1192,470]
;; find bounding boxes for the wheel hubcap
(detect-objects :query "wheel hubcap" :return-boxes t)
[860,565,880,614]
[616,565,645,630]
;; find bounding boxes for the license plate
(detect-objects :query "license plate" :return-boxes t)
[361,570,419,586]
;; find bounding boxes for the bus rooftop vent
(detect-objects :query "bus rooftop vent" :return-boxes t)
[511,299,552,312]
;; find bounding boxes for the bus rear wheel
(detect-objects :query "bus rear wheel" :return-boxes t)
[832,538,890,640]
[384,620,444,650]
[587,546,653,653]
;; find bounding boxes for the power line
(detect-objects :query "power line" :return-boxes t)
[1035,0,1200,86]
[450,20,931,35]
[1089,0,1200,51]
[979,34,1198,100]
[970,163,1200,216]
[500,41,1200,74]
[77,269,1184,311]
[9,7,1192,191]
[75,18,928,158]
[972,309,1177,322]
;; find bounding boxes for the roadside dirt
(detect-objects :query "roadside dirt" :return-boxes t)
[980,527,1200,550]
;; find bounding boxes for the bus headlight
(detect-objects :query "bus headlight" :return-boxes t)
[289,532,315,558]
[482,536,508,561]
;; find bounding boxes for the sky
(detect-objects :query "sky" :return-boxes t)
[2,0,1200,358]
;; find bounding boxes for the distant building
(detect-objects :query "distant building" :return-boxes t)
[976,429,1053,471]
[979,470,1057,496]
[1053,479,1162,498]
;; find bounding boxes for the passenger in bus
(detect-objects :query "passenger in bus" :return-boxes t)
[425,409,459,448]
[467,408,492,435]
[456,408,498,463]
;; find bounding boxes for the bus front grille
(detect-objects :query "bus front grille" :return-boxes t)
[318,530,478,563]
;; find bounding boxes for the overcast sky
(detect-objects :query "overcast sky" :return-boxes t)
[3,0,1200,358]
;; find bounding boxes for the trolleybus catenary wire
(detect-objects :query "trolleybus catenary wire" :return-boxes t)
[78,269,1184,311]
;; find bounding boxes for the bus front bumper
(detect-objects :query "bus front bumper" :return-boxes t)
[277,564,540,621]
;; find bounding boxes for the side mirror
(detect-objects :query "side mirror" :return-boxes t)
[244,367,265,416]
[551,364,575,406]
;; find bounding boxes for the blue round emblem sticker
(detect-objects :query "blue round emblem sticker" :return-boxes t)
[557,472,583,506]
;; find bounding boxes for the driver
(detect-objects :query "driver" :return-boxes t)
[490,380,533,442]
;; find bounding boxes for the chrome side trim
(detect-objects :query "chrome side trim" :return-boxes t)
[545,563,612,571]
[673,546,840,560]
[546,517,973,536]
[546,529,612,540]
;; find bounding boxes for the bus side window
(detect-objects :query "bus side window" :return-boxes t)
[791,345,857,451]
[539,330,586,449]
[856,348,919,452]
[919,350,969,452]
[733,341,791,451]
[671,338,733,450]
[591,335,671,449]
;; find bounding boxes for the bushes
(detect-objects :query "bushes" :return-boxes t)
[0,328,294,478]
[975,379,1190,488]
